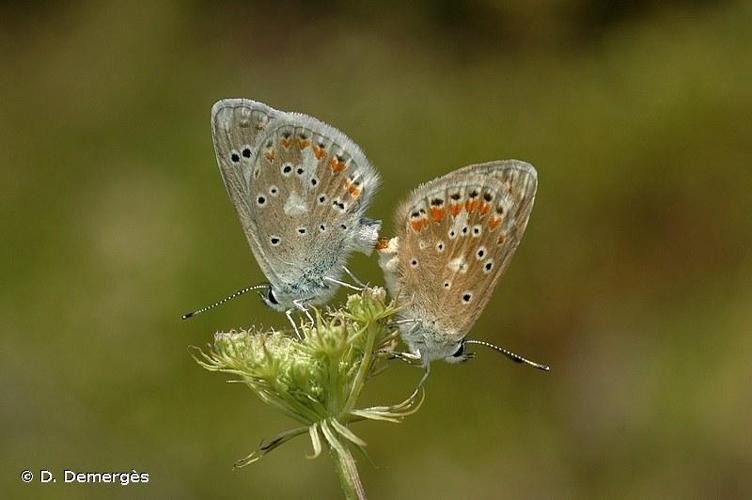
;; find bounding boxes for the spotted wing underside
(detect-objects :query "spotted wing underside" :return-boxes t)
[390,160,537,340]
[211,99,380,290]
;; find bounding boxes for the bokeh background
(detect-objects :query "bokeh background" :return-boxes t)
[2,1,751,498]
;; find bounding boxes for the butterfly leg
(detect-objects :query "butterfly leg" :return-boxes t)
[342,266,366,288]
[386,350,422,365]
[285,309,303,340]
[392,318,420,326]
[415,361,431,391]
[292,298,315,324]
[323,276,363,292]
[385,321,423,363]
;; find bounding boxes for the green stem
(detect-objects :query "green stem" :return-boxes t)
[343,324,375,414]
[330,441,366,500]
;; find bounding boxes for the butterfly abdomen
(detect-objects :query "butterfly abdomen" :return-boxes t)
[353,217,382,256]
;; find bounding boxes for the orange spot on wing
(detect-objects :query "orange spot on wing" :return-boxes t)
[313,146,327,160]
[410,219,429,232]
[329,158,346,173]
[375,238,389,251]
[488,216,502,230]
[479,202,491,215]
[450,203,462,216]
[264,151,275,162]
[343,179,361,198]
[497,233,507,245]
[280,138,291,148]
[430,207,444,222]
[465,199,479,213]
[297,139,310,150]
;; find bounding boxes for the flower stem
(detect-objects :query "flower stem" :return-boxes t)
[330,441,366,500]
[343,324,376,415]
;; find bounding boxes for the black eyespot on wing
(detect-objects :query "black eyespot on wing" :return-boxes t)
[450,193,461,201]
[230,153,240,163]
[267,287,279,305]
[242,147,252,158]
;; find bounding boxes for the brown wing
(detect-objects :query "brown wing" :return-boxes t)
[391,160,537,341]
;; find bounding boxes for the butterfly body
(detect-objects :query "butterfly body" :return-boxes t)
[211,99,381,313]
[379,161,537,364]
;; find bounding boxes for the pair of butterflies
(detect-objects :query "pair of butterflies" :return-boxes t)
[185,98,547,371]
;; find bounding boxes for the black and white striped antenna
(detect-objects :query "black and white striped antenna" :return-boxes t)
[182,284,268,319]
[464,339,550,371]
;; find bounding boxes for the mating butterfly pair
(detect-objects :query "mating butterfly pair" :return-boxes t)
[184,99,547,371]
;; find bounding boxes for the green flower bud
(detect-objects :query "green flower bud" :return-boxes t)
[193,288,423,498]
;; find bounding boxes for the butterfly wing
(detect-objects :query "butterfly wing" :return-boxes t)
[385,160,537,345]
[212,99,380,298]
[212,99,279,276]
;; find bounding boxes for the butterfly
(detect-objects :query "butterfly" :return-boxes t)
[183,99,381,332]
[378,160,549,371]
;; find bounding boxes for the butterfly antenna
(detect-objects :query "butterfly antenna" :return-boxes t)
[464,340,550,372]
[181,284,268,320]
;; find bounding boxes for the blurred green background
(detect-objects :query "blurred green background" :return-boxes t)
[2,1,751,498]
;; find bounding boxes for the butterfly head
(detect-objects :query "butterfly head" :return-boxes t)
[260,285,291,312]
[444,340,476,364]
[400,319,474,364]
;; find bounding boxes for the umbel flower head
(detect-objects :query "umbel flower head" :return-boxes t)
[193,287,422,498]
